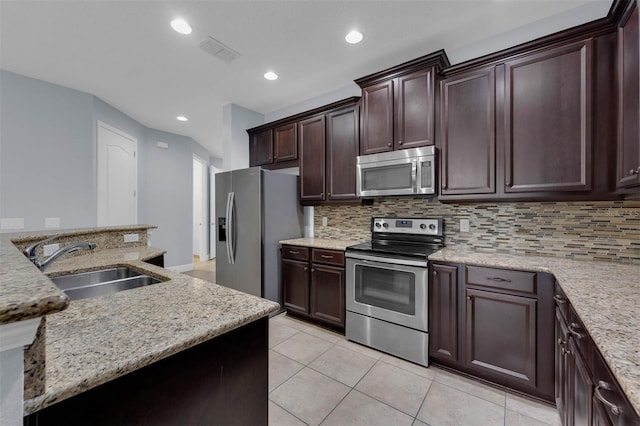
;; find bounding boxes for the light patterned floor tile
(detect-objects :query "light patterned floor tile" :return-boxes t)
[310,345,377,387]
[506,394,561,426]
[270,322,301,348]
[418,381,505,426]
[434,367,506,406]
[321,390,413,426]
[269,350,305,392]
[270,368,350,426]
[269,401,308,426]
[379,353,436,380]
[273,331,333,365]
[506,409,557,426]
[336,339,384,360]
[356,361,433,417]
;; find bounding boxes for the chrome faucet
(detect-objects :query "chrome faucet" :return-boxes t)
[23,237,97,271]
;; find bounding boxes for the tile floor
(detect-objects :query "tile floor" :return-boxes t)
[183,261,561,426]
[268,313,561,426]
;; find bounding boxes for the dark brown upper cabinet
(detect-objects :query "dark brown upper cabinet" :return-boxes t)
[356,51,449,155]
[438,21,619,202]
[299,115,326,203]
[274,123,298,163]
[249,129,273,166]
[617,0,640,194]
[440,66,496,196]
[503,40,593,194]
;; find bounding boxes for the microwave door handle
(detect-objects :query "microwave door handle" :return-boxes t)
[411,160,418,193]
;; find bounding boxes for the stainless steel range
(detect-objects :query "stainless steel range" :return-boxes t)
[345,217,444,367]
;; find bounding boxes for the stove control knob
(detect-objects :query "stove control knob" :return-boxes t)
[420,224,427,230]
[375,222,382,228]
[382,222,389,229]
[429,224,436,231]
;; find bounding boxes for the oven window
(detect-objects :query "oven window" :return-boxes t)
[362,163,412,191]
[354,264,415,315]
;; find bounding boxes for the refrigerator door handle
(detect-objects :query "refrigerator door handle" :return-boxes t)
[225,192,233,264]
[228,191,236,265]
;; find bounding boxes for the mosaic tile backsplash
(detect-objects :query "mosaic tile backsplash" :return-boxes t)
[314,199,640,264]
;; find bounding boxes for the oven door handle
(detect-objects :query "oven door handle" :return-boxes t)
[346,252,428,268]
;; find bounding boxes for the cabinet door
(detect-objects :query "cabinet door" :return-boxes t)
[429,264,459,363]
[326,105,359,201]
[556,308,570,425]
[568,337,593,426]
[395,68,435,149]
[310,263,345,327]
[465,288,537,388]
[617,1,640,189]
[361,80,394,154]
[440,67,496,195]
[299,115,326,202]
[274,122,298,163]
[282,258,309,314]
[503,40,593,193]
[250,129,273,166]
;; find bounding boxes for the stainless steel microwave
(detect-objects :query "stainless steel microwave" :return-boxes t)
[356,146,436,197]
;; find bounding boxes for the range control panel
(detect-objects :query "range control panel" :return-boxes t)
[371,217,443,236]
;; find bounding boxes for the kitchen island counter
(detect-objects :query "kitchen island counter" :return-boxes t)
[2,238,280,416]
[429,247,640,417]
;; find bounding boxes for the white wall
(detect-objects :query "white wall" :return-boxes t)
[0,70,209,268]
[222,103,263,171]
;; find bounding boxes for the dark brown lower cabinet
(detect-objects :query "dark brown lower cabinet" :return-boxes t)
[465,288,537,389]
[428,262,554,402]
[282,245,345,330]
[282,258,309,314]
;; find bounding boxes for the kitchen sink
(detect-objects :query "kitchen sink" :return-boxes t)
[50,267,165,300]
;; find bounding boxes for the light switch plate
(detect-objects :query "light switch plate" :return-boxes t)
[124,233,139,243]
[45,217,61,228]
[460,219,470,233]
[43,243,60,257]
[0,218,24,230]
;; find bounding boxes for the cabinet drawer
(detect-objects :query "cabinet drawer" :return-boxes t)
[312,248,344,266]
[568,305,591,364]
[465,266,537,295]
[592,348,640,426]
[282,245,309,261]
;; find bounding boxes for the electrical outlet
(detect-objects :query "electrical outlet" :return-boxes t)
[1,218,24,230]
[45,217,61,228]
[322,217,328,227]
[43,243,60,257]
[124,233,139,243]
[460,219,470,233]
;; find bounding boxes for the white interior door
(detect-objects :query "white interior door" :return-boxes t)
[209,165,222,259]
[193,156,208,261]
[97,121,137,226]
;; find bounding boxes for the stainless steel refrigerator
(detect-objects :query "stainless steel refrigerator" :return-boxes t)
[215,167,303,306]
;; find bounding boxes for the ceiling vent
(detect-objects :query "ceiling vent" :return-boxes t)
[198,36,241,63]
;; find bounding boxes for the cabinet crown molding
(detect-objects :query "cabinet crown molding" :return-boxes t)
[354,49,450,88]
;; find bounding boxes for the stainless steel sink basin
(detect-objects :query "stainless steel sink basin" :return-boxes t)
[50,267,164,300]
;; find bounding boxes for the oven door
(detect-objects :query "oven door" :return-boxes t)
[346,252,428,332]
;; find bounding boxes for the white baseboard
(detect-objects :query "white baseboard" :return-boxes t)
[168,263,194,273]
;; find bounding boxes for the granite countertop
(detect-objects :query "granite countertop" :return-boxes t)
[429,247,640,417]
[1,238,280,415]
[280,237,363,251]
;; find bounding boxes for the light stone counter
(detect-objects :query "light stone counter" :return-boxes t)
[0,230,279,415]
[280,237,363,251]
[428,247,640,417]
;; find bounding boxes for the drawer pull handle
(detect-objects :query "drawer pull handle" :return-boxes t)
[487,277,511,283]
[320,255,334,259]
[557,338,565,347]
[288,250,300,255]
[562,347,571,356]
[553,295,566,304]
[595,381,621,416]
[568,323,585,339]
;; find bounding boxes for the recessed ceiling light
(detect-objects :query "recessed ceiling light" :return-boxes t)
[345,30,364,44]
[170,18,192,35]
[264,71,278,81]
[176,115,188,122]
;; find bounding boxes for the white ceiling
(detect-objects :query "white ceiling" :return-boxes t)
[0,0,613,158]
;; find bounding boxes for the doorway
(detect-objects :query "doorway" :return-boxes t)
[97,121,137,226]
[193,155,208,262]
[209,165,222,260]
